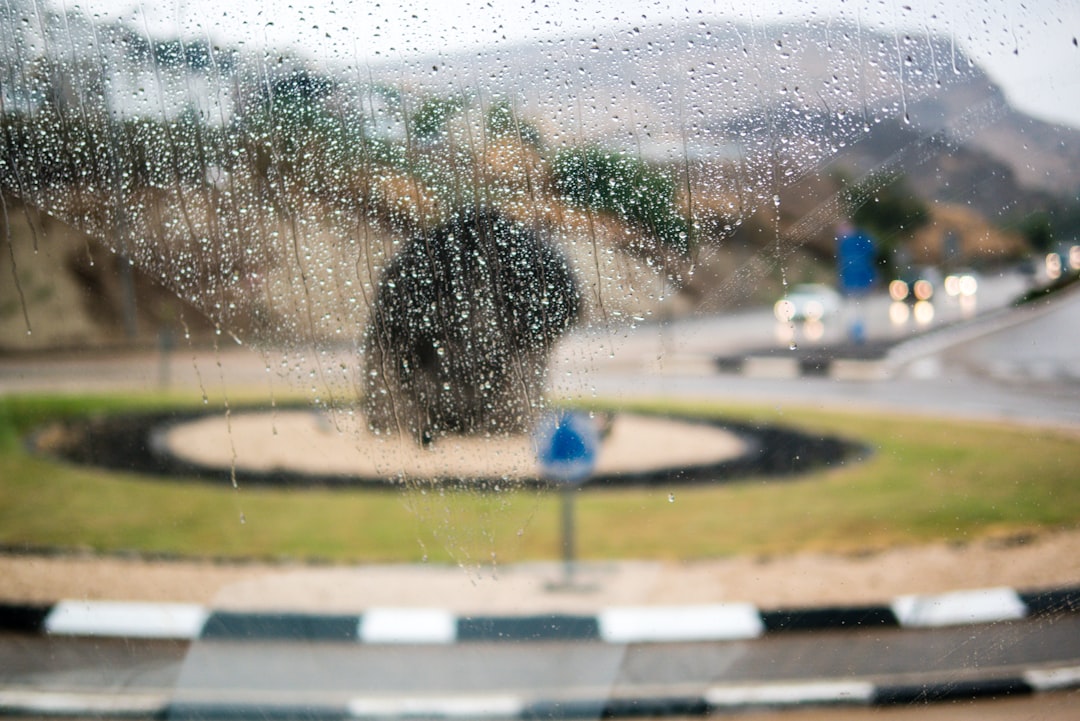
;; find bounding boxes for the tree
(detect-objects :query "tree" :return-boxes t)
[1014,200,1080,253]
[486,98,541,147]
[234,68,368,201]
[552,147,688,253]
[411,96,464,142]
[1018,212,1054,253]
[843,172,930,270]
[364,208,580,443]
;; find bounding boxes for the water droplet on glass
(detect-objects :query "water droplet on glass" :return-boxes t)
[668,493,675,503]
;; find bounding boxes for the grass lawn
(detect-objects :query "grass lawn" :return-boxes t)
[1,392,1078,565]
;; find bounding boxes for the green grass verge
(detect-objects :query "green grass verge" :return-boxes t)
[1,392,1078,565]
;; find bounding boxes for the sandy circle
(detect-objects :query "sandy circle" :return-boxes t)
[159,411,748,481]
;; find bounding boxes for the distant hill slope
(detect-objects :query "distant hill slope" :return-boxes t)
[367,19,1080,206]
[4,15,1077,351]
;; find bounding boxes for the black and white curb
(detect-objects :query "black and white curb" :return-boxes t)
[2,585,1077,643]
[2,666,1079,719]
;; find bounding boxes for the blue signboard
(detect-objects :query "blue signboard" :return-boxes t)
[535,411,599,485]
[837,228,876,294]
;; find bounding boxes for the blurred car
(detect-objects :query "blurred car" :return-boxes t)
[889,266,942,303]
[943,269,979,297]
[1044,246,1080,281]
[773,283,842,322]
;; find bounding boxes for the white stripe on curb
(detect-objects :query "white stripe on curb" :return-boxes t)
[348,694,525,718]
[44,600,209,639]
[599,603,764,643]
[359,608,457,644]
[891,587,1026,628]
[0,690,168,715]
[705,680,876,707]
[1023,665,1080,691]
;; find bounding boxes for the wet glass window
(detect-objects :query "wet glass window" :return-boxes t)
[2,1,1079,719]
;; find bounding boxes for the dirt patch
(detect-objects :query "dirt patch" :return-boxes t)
[160,410,749,480]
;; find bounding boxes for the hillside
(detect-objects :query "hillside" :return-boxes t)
[370,19,1080,202]
[2,13,1076,352]
[0,197,219,351]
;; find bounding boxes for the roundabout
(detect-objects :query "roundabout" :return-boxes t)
[35,406,862,489]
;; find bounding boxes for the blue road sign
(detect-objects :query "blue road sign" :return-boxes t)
[535,411,599,485]
[837,228,876,294]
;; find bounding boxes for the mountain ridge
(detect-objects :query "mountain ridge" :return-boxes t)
[359,17,1080,202]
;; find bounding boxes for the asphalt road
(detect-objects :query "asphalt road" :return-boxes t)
[554,283,1080,428]
[4,270,1076,433]
[3,615,1079,712]
[557,268,1028,359]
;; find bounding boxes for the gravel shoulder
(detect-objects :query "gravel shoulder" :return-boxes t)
[3,527,1077,613]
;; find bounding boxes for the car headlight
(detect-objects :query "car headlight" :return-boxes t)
[1046,253,1062,280]
[945,274,978,297]
[958,274,977,296]
[774,299,796,322]
[889,279,909,302]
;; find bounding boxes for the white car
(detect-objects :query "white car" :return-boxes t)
[944,269,980,297]
[773,284,842,322]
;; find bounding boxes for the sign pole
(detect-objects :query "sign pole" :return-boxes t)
[560,485,576,586]
[535,410,599,591]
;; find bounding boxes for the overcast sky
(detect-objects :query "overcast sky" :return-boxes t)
[75,0,1080,129]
